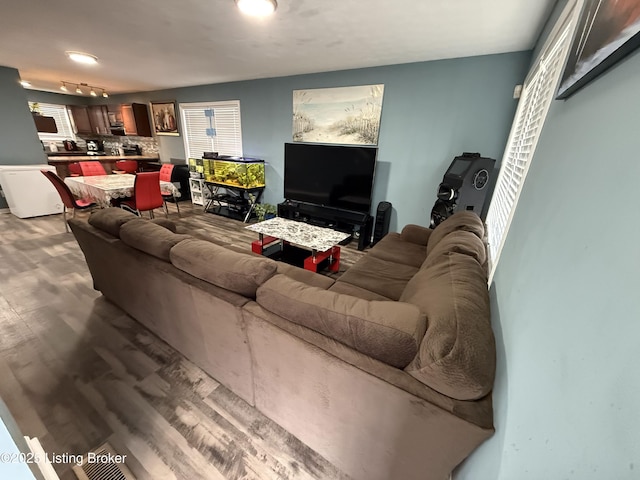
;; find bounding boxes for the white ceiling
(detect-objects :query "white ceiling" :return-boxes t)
[0,0,557,95]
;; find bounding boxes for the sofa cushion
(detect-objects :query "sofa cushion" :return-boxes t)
[399,224,432,245]
[337,254,418,301]
[328,281,393,301]
[120,219,191,261]
[88,207,138,237]
[170,238,277,297]
[368,232,428,268]
[401,251,495,401]
[150,218,177,233]
[423,230,487,269]
[426,212,484,256]
[276,262,335,289]
[257,274,426,368]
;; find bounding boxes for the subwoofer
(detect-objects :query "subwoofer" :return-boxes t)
[430,153,496,227]
[371,201,392,246]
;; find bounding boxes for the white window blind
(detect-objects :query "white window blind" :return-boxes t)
[485,12,575,280]
[179,101,242,160]
[29,102,77,142]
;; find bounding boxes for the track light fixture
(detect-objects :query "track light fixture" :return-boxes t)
[60,80,108,97]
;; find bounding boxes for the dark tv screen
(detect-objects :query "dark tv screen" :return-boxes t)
[284,143,377,213]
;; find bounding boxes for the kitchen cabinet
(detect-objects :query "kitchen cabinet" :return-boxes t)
[121,103,152,137]
[88,105,110,135]
[68,105,92,135]
[68,105,110,135]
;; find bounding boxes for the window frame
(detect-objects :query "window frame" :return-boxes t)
[179,100,243,161]
[29,102,77,143]
[485,1,580,283]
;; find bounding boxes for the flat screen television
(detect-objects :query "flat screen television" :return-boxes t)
[284,143,377,213]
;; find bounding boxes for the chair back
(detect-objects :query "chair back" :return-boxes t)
[79,161,107,176]
[40,170,77,208]
[133,172,164,211]
[159,163,174,182]
[115,160,138,174]
[68,162,82,176]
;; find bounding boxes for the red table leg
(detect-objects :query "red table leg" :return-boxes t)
[304,246,341,272]
[251,235,279,255]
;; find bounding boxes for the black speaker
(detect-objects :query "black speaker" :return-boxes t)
[371,201,392,246]
[430,153,496,228]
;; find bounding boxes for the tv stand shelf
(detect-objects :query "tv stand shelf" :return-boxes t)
[278,201,372,250]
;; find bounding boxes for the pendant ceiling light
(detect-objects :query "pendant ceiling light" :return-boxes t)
[60,82,68,92]
[236,0,277,17]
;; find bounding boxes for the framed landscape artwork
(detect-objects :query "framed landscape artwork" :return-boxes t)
[557,0,640,99]
[150,101,180,136]
[292,84,384,145]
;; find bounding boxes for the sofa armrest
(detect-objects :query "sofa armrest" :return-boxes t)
[400,224,432,245]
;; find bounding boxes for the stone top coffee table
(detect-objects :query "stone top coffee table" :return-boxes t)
[245,217,351,272]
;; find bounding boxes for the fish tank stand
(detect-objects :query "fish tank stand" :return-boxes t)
[203,182,264,223]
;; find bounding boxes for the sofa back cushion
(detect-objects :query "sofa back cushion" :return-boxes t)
[256,274,426,368]
[119,219,191,261]
[401,251,495,400]
[423,230,487,269]
[426,212,484,256]
[170,238,277,297]
[88,207,138,237]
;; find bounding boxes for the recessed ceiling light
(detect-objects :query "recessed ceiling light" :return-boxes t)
[236,0,277,17]
[66,51,98,65]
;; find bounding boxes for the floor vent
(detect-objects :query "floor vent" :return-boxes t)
[72,442,136,480]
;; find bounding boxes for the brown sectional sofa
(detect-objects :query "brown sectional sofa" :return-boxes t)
[68,208,495,480]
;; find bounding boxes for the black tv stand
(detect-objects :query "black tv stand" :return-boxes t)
[278,201,373,251]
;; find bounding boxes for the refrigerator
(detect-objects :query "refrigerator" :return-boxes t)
[0,165,63,218]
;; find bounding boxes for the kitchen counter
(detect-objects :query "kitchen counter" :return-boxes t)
[48,155,160,178]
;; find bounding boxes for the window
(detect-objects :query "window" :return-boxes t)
[485,5,577,281]
[179,101,243,160]
[28,102,76,143]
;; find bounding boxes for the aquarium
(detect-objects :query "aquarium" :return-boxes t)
[210,156,265,188]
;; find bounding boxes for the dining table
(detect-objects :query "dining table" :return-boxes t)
[64,174,180,208]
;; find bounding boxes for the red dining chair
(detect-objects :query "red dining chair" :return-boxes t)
[68,162,82,176]
[79,161,107,176]
[114,160,138,174]
[159,163,181,216]
[40,170,95,232]
[121,172,166,218]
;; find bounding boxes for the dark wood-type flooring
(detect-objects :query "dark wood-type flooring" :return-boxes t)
[0,203,363,480]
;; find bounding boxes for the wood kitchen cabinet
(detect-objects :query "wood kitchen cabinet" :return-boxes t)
[68,105,110,135]
[68,105,92,135]
[88,105,110,135]
[121,103,152,137]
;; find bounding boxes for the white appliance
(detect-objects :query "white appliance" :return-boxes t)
[0,165,63,218]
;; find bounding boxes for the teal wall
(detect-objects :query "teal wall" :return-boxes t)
[0,66,48,209]
[102,52,531,229]
[456,10,640,480]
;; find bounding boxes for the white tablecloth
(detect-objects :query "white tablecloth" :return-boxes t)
[64,174,180,208]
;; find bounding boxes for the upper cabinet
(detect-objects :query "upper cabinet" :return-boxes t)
[68,105,110,135]
[88,105,110,135]
[121,103,152,137]
[68,105,92,135]
[68,103,152,137]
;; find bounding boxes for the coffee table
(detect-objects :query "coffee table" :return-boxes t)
[245,217,351,272]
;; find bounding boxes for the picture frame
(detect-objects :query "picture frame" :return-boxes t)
[557,0,640,99]
[150,101,180,136]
